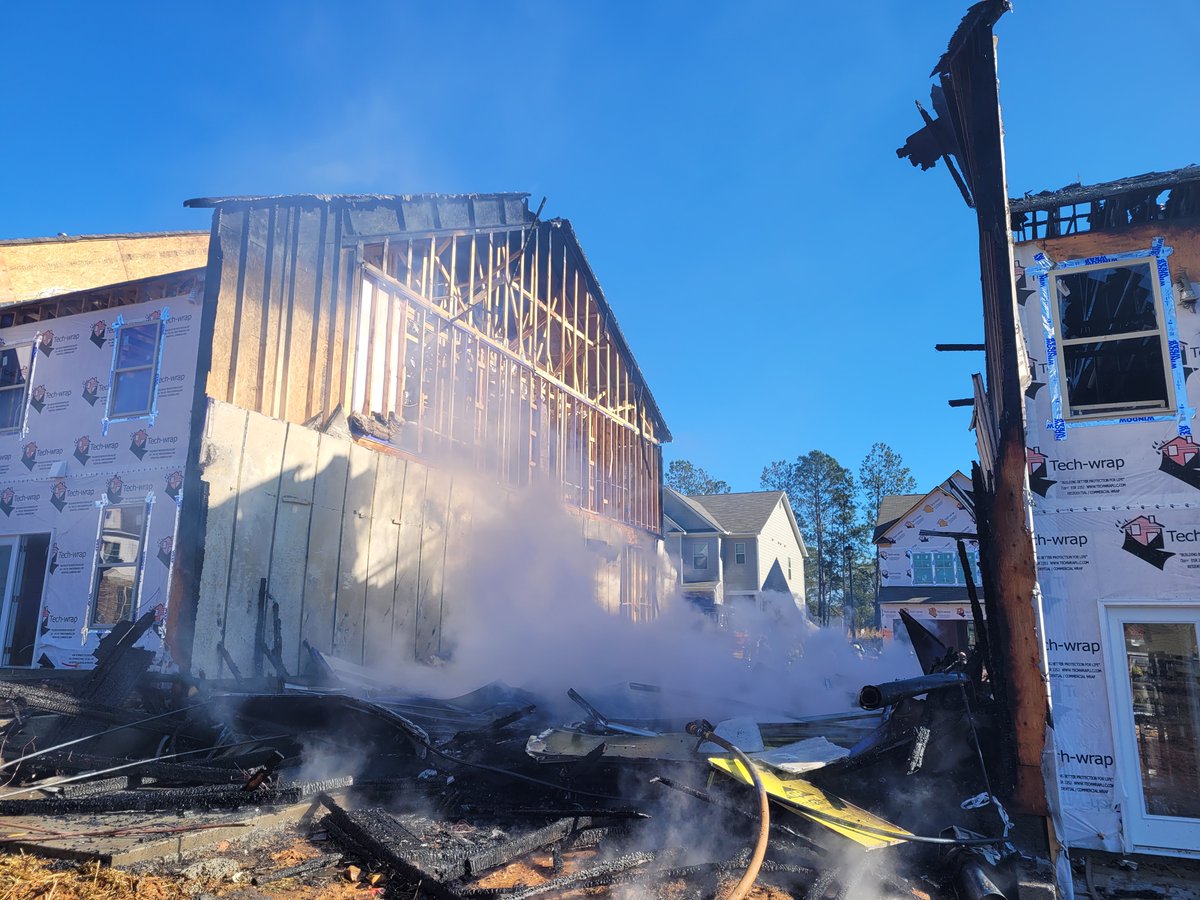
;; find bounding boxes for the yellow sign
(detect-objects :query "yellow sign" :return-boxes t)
[709,757,910,850]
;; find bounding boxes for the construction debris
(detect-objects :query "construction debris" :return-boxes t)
[0,603,1043,900]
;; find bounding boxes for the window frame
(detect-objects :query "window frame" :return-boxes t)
[89,502,149,628]
[692,542,709,571]
[0,343,34,434]
[1047,256,1176,422]
[911,549,981,586]
[734,542,746,565]
[105,318,165,422]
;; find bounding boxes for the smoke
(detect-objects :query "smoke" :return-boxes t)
[379,475,920,723]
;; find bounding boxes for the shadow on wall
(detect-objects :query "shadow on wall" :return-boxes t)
[182,401,917,715]
[183,401,644,682]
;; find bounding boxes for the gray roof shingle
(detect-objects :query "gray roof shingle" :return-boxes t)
[873,493,926,543]
[689,492,786,535]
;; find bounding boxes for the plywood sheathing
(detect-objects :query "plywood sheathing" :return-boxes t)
[0,232,209,305]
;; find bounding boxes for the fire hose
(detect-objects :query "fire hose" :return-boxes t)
[686,719,769,900]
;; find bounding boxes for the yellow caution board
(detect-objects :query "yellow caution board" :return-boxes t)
[708,757,911,850]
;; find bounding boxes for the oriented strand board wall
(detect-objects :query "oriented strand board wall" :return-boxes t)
[0,233,211,305]
[188,400,658,677]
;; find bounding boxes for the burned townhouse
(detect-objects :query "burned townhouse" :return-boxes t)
[899,0,1200,864]
[1002,167,1200,857]
[0,193,670,679]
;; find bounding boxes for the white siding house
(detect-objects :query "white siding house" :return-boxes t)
[663,488,807,616]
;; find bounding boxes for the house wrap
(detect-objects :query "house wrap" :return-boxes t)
[0,194,671,678]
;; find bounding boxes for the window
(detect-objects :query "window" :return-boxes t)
[787,557,792,580]
[735,542,746,565]
[108,322,162,418]
[933,552,955,584]
[693,542,708,570]
[0,345,31,431]
[955,550,982,586]
[1051,261,1173,419]
[912,550,981,586]
[91,505,146,627]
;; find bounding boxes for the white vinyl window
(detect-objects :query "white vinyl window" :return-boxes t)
[0,345,31,432]
[91,504,146,627]
[735,542,746,565]
[1050,260,1174,419]
[693,542,708,570]
[108,322,163,419]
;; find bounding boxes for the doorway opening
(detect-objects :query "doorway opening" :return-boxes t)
[0,533,51,667]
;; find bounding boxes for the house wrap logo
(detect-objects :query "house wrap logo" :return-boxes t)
[1156,435,1200,490]
[1027,446,1127,498]
[1120,515,1176,569]
[90,321,109,350]
[1027,447,1056,497]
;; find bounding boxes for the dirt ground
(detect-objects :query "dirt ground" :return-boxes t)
[0,835,842,899]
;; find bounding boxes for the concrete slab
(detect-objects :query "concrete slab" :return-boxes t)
[0,791,345,868]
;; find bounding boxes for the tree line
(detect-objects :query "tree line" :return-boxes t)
[666,443,916,632]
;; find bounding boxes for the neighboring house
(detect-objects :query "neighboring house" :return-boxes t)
[0,193,671,675]
[873,471,983,651]
[663,488,807,616]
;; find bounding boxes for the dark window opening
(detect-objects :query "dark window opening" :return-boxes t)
[1053,262,1172,418]
[3,534,49,667]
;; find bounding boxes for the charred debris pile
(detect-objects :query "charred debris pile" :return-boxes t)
[0,607,1032,899]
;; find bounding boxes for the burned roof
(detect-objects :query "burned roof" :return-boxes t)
[183,192,532,233]
[184,190,529,208]
[1010,164,1200,241]
[1010,165,1200,214]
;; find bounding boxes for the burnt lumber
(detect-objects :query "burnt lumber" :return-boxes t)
[251,852,343,885]
[318,794,464,900]
[0,776,353,816]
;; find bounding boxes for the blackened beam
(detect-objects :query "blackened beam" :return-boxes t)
[0,777,353,816]
[7,749,245,784]
[948,398,975,407]
[935,344,986,351]
[0,682,145,726]
[317,795,464,900]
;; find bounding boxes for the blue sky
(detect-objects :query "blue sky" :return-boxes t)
[3,1,1198,495]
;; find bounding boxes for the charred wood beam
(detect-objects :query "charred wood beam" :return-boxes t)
[251,853,343,886]
[936,343,986,351]
[0,776,353,816]
[19,751,244,785]
[317,794,464,900]
[948,398,975,407]
[904,0,1047,814]
[0,682,144,726]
